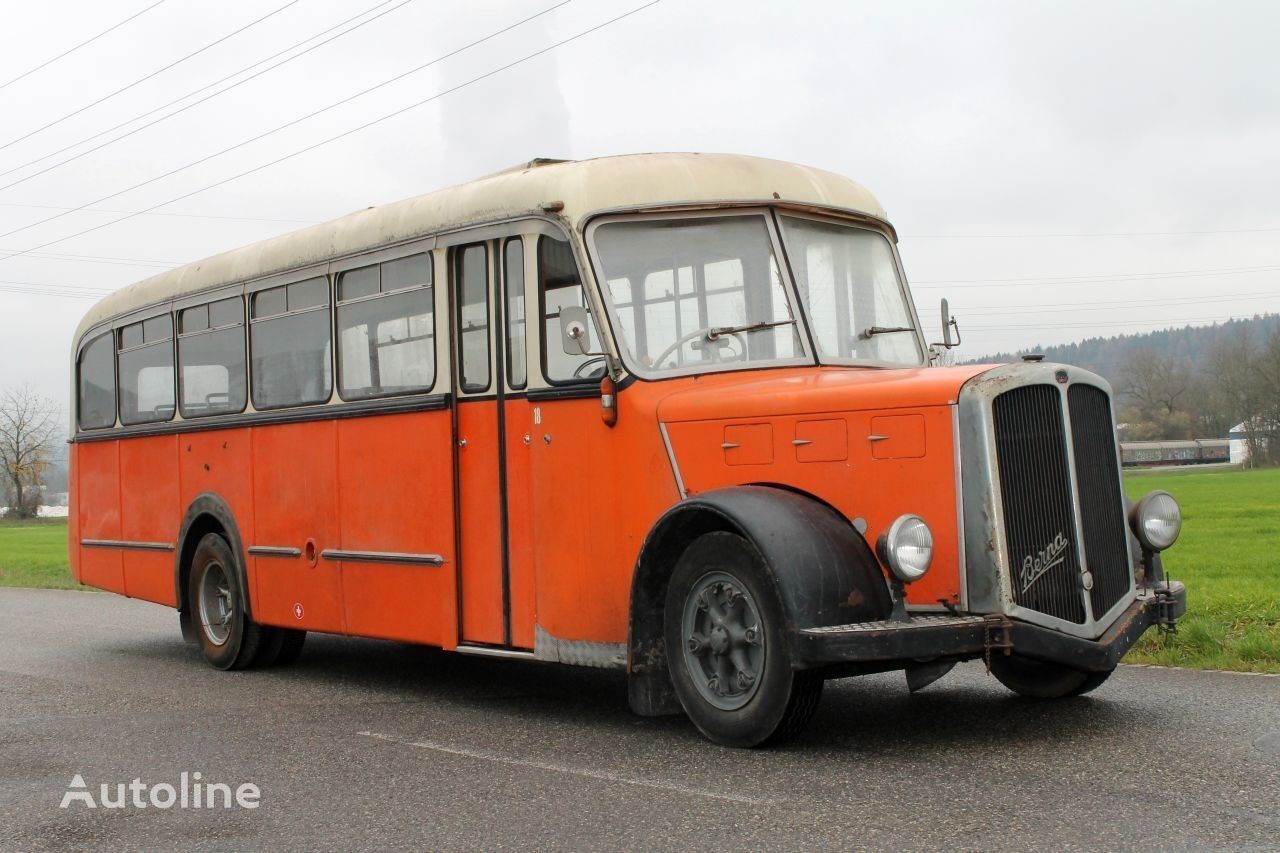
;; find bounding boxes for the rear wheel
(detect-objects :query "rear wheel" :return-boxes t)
[664,532,823,747]
[989,654,1114,699]
[189,533,262,670]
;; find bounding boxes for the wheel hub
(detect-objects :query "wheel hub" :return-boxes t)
[680,572,766,711]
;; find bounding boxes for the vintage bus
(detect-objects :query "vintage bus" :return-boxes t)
[69,153,1186,746]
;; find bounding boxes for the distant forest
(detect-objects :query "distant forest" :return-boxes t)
[968,314,1280,391]
[965,313,1280,460]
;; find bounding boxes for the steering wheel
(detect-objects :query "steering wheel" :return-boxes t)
[573,356,609,380]
[651,327,746,369]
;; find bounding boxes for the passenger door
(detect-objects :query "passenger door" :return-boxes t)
[451,238,535,649]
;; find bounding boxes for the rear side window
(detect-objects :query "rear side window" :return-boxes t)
[250,277,332,409]
[336,254,435,400]
[78,333,116,430]
[118,314,175,425]
[178,296,246,418]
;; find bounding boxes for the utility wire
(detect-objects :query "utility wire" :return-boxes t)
[955,289,1280,314]
[904,226,1280,239]
[0,247,177,267]
[964,314,1272,331]
[913,264,1280,288]
[0,1,166,92]
[0,0,415,187]
[0,0,662,271]
[0,200,317,225]
[0,0,302,154]
[0,0,580,248]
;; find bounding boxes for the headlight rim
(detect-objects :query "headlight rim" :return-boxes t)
[1130,489,1182,552]
[877,513,934,583]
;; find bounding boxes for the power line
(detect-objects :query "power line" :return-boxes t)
[964,314,1269,331]
[0,0,302,154]
[913,263,1280,288]
[0,200,317,225]
[0,0,661,272]
[0,0,415,188]
[0,1,166,92]
[954,289,1280,314]
[0,0,578,248]
[0,247,177,268]
[903,226,1280,239]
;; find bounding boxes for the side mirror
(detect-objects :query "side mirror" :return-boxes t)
[559,305,592,355]
[931,298,962,349]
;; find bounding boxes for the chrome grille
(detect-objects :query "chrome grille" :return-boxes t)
[991,385,1087,624]
[1068,384,1133,618]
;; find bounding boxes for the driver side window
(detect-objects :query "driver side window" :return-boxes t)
[539,234,601,384]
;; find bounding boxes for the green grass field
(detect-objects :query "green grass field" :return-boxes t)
[0,517,83,590]
[1,467,1276,672]
[1124,466,1280,673]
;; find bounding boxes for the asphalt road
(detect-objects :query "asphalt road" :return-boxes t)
[1,589,1277,852]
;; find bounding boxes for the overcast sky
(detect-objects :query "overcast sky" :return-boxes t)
[1,0,1278,416]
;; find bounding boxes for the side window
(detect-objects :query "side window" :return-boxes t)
[336,253,435,400]
[250,276,332,409]
[78,333,116,430]
[118,314,175,425]
[503,238,526,390]
[455,244,490,393]
[178,296,246,418]
[539,235,600,383]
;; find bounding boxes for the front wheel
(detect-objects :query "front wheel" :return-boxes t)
[664,532,822,747]
[989,654,1115,698]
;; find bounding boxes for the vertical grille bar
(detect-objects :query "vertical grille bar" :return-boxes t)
[1068,384,1133,618]
[992,385,1086,624]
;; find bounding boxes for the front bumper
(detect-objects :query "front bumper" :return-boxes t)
[793,581,1186,672]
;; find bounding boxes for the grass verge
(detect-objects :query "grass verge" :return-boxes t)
[1124,466,1280,673]
[0,517,83,590]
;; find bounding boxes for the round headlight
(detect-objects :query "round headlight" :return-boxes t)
[877,514,934,583]
[1130,490,1181,551]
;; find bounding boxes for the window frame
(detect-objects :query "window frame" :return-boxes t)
[333,252,437,402]
[77,329,118,431]
[584,207,817,382]
[502,236,527,391]
[176,295,248,419]
[116,311,176,426]
[772,208,927,368]
[453,242,492,395]
[246,267,334,411]
[537,233,609,387]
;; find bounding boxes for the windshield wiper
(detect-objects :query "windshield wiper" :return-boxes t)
[859,325,915,340]
[706,318,796,341]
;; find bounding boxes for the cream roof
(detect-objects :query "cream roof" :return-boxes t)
[73,152,889,344]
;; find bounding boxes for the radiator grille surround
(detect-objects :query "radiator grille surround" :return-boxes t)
[960,365,1137,638]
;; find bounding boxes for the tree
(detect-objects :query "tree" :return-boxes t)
[0,386,60,518]
[1118,349,1194,439]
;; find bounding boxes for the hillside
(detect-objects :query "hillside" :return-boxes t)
[966,314,1280,389]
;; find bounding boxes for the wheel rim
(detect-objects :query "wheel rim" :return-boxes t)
[198,561,235,647]
[680,571,766,711]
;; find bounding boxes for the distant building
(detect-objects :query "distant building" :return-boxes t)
[1229,419,1276,466]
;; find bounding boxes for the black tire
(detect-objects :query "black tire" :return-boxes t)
[1068,667,1115,696]
[252,627,284,667]
[989,654,1111,699]
[664,532,823,747]
[273,629,307,666]
[188,532,263,670]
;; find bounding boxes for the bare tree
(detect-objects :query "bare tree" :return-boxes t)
[0,386,61,519]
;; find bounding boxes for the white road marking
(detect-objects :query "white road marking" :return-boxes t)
[1121,663,1280,677]
[356,731,773,805]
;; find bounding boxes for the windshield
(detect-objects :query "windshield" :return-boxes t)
[591,215,804,373]
[778,216,923,365]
